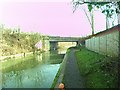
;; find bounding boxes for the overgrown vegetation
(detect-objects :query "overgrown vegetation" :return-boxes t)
[1,26,42,56]
[75,48,118,88]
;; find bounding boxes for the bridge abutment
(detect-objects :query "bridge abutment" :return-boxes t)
[42,40,50,51]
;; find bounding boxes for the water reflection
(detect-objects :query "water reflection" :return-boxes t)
[58,49,67,54]
[2,64,60,88]
[2,49,66,88]
[36,54,42,62]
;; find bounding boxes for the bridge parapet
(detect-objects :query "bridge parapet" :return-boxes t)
[49,36,80,42]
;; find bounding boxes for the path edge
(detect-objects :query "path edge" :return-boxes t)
[50,50,70,89]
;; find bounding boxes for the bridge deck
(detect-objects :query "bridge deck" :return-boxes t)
[49,36,80,42]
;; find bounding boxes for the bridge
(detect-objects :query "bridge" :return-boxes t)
[37,36,83,51]
[49,36,80,42]
[48,36,81,50]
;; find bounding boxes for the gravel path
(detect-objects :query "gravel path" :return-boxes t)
[63,48,85,88]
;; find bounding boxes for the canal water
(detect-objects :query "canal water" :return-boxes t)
[2,49,66,88]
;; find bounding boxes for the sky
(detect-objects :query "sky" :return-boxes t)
[0,0,109,37]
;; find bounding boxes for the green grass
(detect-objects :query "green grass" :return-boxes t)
[75,48,118,88]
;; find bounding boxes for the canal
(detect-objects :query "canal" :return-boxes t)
[1,49,66,88]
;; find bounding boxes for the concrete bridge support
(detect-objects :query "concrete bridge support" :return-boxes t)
[42,40,50,51]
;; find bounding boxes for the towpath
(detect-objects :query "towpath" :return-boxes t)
[63,48,84,88]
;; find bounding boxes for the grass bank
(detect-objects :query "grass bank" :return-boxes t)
[75,48,118,88]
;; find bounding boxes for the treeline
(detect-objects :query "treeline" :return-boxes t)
[1,27,43,56]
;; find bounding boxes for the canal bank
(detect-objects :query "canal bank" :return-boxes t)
[51,49,70,88]
[51,48,84,88]
[52,47,119,88]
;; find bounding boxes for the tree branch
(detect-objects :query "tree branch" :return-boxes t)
[77,1,111,5]
[82,8,92,29]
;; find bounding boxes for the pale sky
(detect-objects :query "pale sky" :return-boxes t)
[0,0,108,37]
